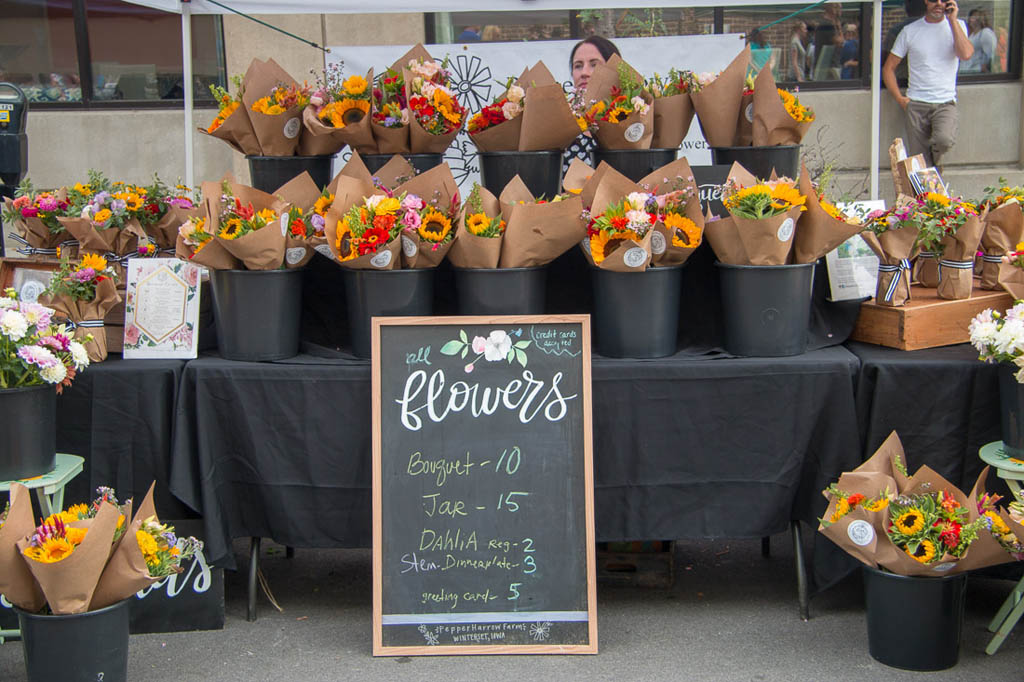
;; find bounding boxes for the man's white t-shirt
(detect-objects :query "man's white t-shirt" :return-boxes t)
[891,17,967,103]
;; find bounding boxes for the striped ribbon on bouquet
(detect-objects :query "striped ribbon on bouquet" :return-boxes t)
[64,318,104,331]
[982,253,1004,264]
[11,235,78,257]
[937,259,974,282]
[877,259,911,302]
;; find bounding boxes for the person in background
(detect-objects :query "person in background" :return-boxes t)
[882,0,927,82]
[748,28,774,74]
[882,0,973,169]
[480,25,501,42]
[789,21,810,82]
[839,23,860,79]
[457,25,481,42]
[811,2,844,79]
[570,35,621,92]
[961,8,996,72]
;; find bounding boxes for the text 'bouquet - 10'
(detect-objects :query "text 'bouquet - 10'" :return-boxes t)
[818,431,1021,576]
[0,483,202,615]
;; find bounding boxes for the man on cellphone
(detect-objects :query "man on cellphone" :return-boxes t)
[882,0,973,170]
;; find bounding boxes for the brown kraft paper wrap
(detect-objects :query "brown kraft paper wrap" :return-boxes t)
[734,92,754,147]
[199,106,261,157]
[275,171,324,268]
[41,276,120,362]
[381,44,439,155]
[585,55,654,150]
[639,157,706,265]
[703,163,759,268]
[861,224,919,307]
[998,262,1024,300]
[372,155,417,190]
[563,158,595,197]
[58,217,141,279]
[471,113,524,152]
[793,163,863,264]
[651,92,695,150]
[936,213,984,300]
[581,166,655,271]
[915,252,939,287]
[4,196,70,253]
[569,160,614,210]
[715,161,797,265]
[90,483,161,610]
[300,68,376,157]
[690,46,750,148]
[215,183,289,270]
[147,205,203,251]
[981,203,1024,289]
[371,119,411,154]
[330,150,376,189]
[498,176,585,268]
[448,185,503,269]
[519,62,583,151]
[752,65,813,146]
[241,58,304,156]
[0,483,46,612]
[16,501,120,614]
[392,164,460,268]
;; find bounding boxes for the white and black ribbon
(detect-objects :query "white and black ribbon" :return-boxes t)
[917,250,938,259]
[982,253,1005,264]
[103,251,134,267]
[65,318,104,331]
[877,259,911,302]
[938,259,974,282]
[11,235,78,257]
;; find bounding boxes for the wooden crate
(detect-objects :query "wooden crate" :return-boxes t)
[850,285,1013,351]
[596,541,675,588]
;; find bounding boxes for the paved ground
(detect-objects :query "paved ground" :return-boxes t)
[3,532,1024,681]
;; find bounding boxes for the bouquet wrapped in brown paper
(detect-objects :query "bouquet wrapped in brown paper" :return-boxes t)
[175,190,240,271]
[818,431,1022,577]
[690,46,750,148]
[206,180,290,270]
[498,176,586,268]
[469,62,581,152]
[389,164,460,268]
[909,192,983,299]
[201,72,261,156]
[646,68,700,149]
[704,162,805,266]
[370,61,411,154]
[273,172,328,268]
[792,162,863,264]
[58,180,149,281]
[241,58,310,157]
[40,253,122,362]
[137,176,203,253]
[1,185,73,257]
[404,47,468,154]
[580,55,654,150]
[448,183,506,269]
[936,213,985,300]
[750,65,815,147]
[563,158,606,210]
[1,483,202,615]
[301,64,375,157]
[860,198,920,306]
[979,181,1024,289]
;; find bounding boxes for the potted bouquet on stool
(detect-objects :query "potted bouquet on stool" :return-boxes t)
[819,432,1022,671]
[0,483,201,682]
[970,300,1024,456]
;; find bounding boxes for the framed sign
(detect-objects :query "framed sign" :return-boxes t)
[0,257,59,303]
[372,315,596,655]
[122,258,202,359]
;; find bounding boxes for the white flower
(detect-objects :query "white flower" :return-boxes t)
[506,85,525,104]
[969,319,998,353]
[0,297,15,310]
[19,302,53,329]
[631,96,649,115]
[501,101,522,120]
[69,341,90,370]
[1008,302,1024,322]
[80,205,94,220]
[409,59,441,80]
[400,108,410,125]
[483,330,512,362]
[0,310,28,341]
[626,209,650,228]
[626,192,650,211]
[364,194,386,211]
[40,361,67,385]
[993,317,1024,357]
[420,80,435,100]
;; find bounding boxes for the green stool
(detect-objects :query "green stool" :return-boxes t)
[980,441,1024,654]
[0,453,85,644]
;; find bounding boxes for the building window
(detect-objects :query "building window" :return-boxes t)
[0,0,225,106]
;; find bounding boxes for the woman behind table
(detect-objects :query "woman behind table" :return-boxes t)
[565,36,621,172]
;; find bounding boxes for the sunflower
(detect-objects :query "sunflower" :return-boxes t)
[335,220,357,262]
[590,230,633,265]
[313,193,334,216]
[93,208,113,224]
[924,192,951,206]
[343,74,368,96]
[66,502,90,520]
[24,537,75,563]
[664,213,701,248]
[864,497,889,512]
[905,539,937,563]
[219,218,242,240]
[894,509,925,535]
[769,183,806,210]
[64,526,88,546]
[79,253,108,272]
[338,98,370,127]
[466,212,490,236]
[605,106,630,124]
[419,209,453,243]
[829,498,851,524]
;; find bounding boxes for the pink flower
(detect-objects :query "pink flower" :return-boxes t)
[185,266,199,287]
[471,336,486,353]
[401,195,424,211]
[12,196,29,210]
[37,196,58,212]
[124,325,141,345]
[464,363,474,373]
[402,209,421,230]
[21,206,38,218]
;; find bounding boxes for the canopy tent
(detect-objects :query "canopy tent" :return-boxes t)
[124,0,885,199]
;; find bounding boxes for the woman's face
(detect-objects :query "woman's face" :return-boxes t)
[572,42,605,91]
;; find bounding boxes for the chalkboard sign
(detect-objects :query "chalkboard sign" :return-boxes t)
[372,315,596,655]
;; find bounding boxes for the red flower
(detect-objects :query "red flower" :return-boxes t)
[289,219,306,237]
[234,199,255,221]
[373,214,396,232]
[610,216,628,230]
[934,519,962,549]
[358,226,391,255]
[847,493,866,507]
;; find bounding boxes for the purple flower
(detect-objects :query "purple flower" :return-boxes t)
[310,214,326,233]
[38,334,71,352]
[93,191,110,205]
[18,344,59,368]
[167,197,194,209]
[111,199,127,214]
[384,116,398,126]
[73,267,96,282]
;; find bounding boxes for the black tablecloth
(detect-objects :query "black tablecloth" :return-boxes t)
[169,347,863,584]
[56,356,191,517]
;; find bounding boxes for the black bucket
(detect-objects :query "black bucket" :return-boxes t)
[210,268,304,361]
[478,151,563,198]
[998,363,1024,455]
[710,145,801,180]
[344,268,434,359]
[862,566,967,671]
[590,148,678,183]
[362,153,443,176]
[17,599,131,682]
[717,262,814,357]
[590,264,683,358]
[454,266,546,315]
[0,384,55,480]
[246,155,334,193]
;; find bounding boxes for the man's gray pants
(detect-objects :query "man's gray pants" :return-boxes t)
[905,100,958,169]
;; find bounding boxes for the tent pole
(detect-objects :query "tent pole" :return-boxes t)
[182,1,195,188]
[870,0,882,200]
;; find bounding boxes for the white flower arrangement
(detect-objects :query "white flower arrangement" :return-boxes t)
[970,301,1024,382]
[0,288,90,392]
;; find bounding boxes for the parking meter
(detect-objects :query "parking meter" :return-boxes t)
[0,82,29,256]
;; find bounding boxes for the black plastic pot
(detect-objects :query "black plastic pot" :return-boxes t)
[362,153,443,176]
[716,262,814,357]
[590,264,683,358]
[0,384,56,480]
[344,268,434,359]
[590,148,678,183]
[246,155,334,193]
[999,363,1024,455]
[710,145,801,180]
[478,151,562,198]
[454,266,546,315]
[862,566,967,671]
[209,268,304,361]
[17,599,131,682]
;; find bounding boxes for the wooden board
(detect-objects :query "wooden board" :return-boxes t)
[371,315,596,656]
[850,285,1013,350]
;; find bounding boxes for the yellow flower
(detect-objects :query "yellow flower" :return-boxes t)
[219,218,242,240]
[418,209,453,243]
[136,530,159,558]
[66,503,90,520]
[576,116,588,132]
[79,253,108,272]
[986,510,1012,536]
[466,213,490,236]
[664,213,701,248]
[906,539,937,563]
[895,509,925,534]
[375,197,401,216]
[256,208,277,226]
[925,192,950,206]
[606,106,630,124]
[24,537,75,563]
[432,90,462,125]
[73,183,93,196]
[342,74,368,96]
[769,183,806,210]
[830,498,851,524]
[93,208,112,224]
[864,498,889,512]
[65,527,88,546]
[321,98,370,128]
[314,193,334,216]
[590,230,633,265]
[335,220,357,262]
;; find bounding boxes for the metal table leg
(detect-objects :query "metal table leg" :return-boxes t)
[791,521,809,621]
[247,537,261,622]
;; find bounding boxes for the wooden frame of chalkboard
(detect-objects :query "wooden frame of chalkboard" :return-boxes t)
[371,315,597,656]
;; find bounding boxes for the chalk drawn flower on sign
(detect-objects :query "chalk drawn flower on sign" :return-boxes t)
[440,327,531,371]
[530,621,552,642]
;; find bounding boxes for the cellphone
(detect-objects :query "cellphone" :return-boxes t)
[944,1,954,13]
